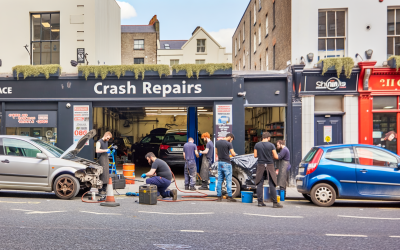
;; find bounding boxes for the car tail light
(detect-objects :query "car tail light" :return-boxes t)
[197,145,205,151]
[305,148,323,175]
[160,144,170,150]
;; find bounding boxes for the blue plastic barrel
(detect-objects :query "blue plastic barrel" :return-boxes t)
[209,177,216,191]
[280,190,285,201]
[241,191,253,203]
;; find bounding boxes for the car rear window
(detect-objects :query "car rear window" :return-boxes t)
[303,147,319,163]
[162,133,204,145]
[325,147,355,163]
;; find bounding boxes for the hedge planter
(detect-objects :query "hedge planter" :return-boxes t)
[317,57,354,79]
[12,65,62,80]
[172,69,233,78]
[13,68,60,80]
[387,57,400,71]
[78,65,170,80]
[171,63,233,79]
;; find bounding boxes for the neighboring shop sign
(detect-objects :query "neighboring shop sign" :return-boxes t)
[302,74,358,92]
[367,75,400,91]
[77,48,85,64]
[5,111,57,127]
[215,105,232,139]
[73,105,90,145]
[324,125,332,143]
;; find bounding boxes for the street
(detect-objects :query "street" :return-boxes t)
[1,189,400,250]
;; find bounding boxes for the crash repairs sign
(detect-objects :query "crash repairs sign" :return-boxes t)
[73,105,89,145]
[5,111,57,127]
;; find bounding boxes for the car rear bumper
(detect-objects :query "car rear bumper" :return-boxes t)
[163,159,186,166]
[296,175,310,194]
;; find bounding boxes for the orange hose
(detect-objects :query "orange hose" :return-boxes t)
[81,191,105,203]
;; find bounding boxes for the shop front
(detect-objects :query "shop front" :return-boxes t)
[358,61,400,154]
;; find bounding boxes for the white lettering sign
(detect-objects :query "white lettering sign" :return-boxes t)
[316,77,346,91]
[0,87,12,94]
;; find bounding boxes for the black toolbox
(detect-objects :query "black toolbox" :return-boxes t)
[139,184,158,205]
[110,174,126,190]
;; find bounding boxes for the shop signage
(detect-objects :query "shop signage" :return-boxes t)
[73,105,90,145]
[302,74,358,92]
[368,75,400,91]
[316,77,346,91]
[77,48,85,64]
[324,125,332,143]
[5,111,57,127]
[215,105,232,139]
[0,87,12,94]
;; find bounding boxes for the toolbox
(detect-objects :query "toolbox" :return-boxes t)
[139,184,158,205]
[110,174,126,189]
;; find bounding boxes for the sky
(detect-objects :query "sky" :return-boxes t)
[116,0,250,52]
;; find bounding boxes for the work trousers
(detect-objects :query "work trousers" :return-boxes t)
[217,161,233,197]
[98,153,109,191]
[184,160,197,187]
[146,176,172,198]
[256,170,277,203]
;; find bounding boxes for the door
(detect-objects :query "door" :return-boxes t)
[355,146,400,197]
[315,115,343,146]
[0,138,49,187]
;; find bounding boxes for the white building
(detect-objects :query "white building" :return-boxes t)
[0,0,121,75]
[157,26,232,65]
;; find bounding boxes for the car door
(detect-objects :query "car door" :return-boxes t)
[355,146,400,197]
[0,138,49,187]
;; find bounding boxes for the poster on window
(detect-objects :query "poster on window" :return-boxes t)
[324,125,332,143]
[215,105,232,139]
[73,105,90,145]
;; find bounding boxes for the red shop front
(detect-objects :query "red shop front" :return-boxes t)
[359,61,400,155]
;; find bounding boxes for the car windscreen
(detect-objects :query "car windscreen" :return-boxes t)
[32,140,64,158]
[162,133,204,145]
[302,147,319,163]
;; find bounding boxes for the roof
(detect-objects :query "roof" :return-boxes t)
[159,40,187,50]
[121,25,156,33]
[181,27,223,49]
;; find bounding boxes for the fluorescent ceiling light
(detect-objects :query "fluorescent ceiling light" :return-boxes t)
[146,109,186,112]
[145,107,181,110]
[32,14,40,18]
[198,110,208,112]
[198,107,204,109]
[384,106,394,109]
[42,22,50,28]
[51,29,60,32]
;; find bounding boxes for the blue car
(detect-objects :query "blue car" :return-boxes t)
[296,144,400,207]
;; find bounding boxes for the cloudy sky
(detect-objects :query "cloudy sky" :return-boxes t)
[116,0,249,52]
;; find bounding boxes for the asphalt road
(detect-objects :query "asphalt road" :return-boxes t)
[1,190,400,250]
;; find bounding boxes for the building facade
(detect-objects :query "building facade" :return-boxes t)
[157,27,232,65]
[0,0,121,75]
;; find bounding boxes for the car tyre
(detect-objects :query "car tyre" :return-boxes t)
[310,183,336,207]
[53,174,80,200]
[231,177,241,198]
[302,193,312,202]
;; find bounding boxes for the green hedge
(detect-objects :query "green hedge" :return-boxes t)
[317,57,354,79]
[12,65,62,80]
[78,65,171,80]
[388,56,400,71]
[172,63,232,79]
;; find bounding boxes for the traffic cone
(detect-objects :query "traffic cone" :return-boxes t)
[100,177,120,207]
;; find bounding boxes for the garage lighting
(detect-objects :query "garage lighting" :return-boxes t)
[51,29,60,32]
[32,14,40,18]
[384,106,394,109]
[42,22,50,28]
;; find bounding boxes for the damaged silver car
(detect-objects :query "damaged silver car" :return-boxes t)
[0,129,103,199]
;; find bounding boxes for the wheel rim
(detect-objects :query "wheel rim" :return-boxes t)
[56,177,75,197]
[315,187,332,203]
[222,180,237,195]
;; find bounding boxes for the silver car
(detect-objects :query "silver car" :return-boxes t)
[0,130,103,199]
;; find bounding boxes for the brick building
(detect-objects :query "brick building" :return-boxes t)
[232,0,291,71]
[121,15,160,65]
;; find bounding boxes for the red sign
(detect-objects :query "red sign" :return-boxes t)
[369,75,400,91]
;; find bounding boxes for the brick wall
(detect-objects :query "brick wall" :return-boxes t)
[121,32,157,65]
[232,0,291,71]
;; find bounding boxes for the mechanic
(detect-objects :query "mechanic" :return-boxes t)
[183,137,199,190]
[142,152,177,200]
[254,132,282,208]
[215,133,236,202]
[96,131,112,198]
[198,132,214,190]
[276,140,290,199]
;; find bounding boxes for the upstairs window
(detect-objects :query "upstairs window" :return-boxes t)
[164,43,170,49]
[266,49,269,70]
[318,10,346,60]
[134,40,144,50]
[197,39,206,53]
[254,33,257,52]
[266,14,269,36]
[273,1,276,27]
[243,22,246,41]
[387,8,400,57]
[258,25,261,44]
[170,59,179,66]
[254,2,257,24]
[134,58,144,64]
[259,0,262,10]
[235,39,237,56]
[239,32,241,49]
[243,50,246,68]
[196,59,205,64]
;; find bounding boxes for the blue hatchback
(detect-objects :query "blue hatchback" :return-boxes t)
[296,144,400,206]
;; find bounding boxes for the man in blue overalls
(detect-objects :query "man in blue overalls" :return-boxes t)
[183,137,199,190]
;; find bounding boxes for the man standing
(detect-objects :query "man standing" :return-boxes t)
[254,132,282,208]
[96,131,112,197]
[198,132,214,190]
[276,140,290,198]
[183,137,199,190]
[142,152,177,200]
[215,133,236,202]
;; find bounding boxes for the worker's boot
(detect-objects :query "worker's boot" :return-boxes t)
[217,196,222,202]
[171,189,177,201]
[227,197,237,202]
[273,203,283,208]
[258,202,267,207]
[157,195,163,200]
[190,186,196,191]
[185,186,189,190]
[198,181,209,190]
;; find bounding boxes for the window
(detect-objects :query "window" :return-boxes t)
[258,25,261,44]
[134,40,144,50]
[318,10,346,60]
[239,33,241,49]
[387,8,400,57]
[273,1,276,27]
[243,22,246,41]
[254,2,257,24]
[196,60,205,64]
[266,49,269,70]
[235,38,237,56]
[170,59,179,66]
[134,58,144,64]
[356,147,398,168]
[197,39,206,52]
[243,51,246,68]
[259,0,262,10]
[273,45,276,70]
[239,60,241,70]
[254,33,257,52]
[266,14,269,36]
[164,43,170,49]
[325,147,355,163]
[373,113,397,154]
[31,13,60,65]
[373,96,397,110]
[3,138,41,158]
[260,58,262,70]
[141,135,164,144]
[303,148,319,163]
[32,139,64,158]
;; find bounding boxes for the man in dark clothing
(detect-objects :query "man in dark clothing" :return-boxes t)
[96,131,112,197]
[199,132,214,190]
[254,132,282,208]
[276,140,291,198]
[215,133,237,202]
[183,137,199,190]
[142,152,177,200]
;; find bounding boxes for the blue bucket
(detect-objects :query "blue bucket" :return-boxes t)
[209,177,216,191]
[264,185,270,201]
[241,191,253,203]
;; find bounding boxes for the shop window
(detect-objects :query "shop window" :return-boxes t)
[373,113,397,153]
[325,147,355,163]
[195,60,205,64]
[170,59,179,66]
[134,58,144,64]
[387,8,400,57]
[3,138,42,158]
[315,96,343,112]
[356,147,397,167]
[31,13,60,65]
[134,40,144,50]
[318,10,346,60]
[373,96,397,110]
[197,39,206,53]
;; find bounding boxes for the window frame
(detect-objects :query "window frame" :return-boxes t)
[318,9,347,59]
[3,138,42,158]
[325,147,356,164]
[387,7,400,57]
[134,39,145,50]
[265,14,269,37]
[254,2,257,25]
[170,59,179,66]
[266,49,269,70]
[258,25,262,45]
[355,146,399,168]
[197,39,206,53]
[134,58,144,64]
[195,59,206,64]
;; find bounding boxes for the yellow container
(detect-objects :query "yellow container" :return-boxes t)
[277,196,280,203]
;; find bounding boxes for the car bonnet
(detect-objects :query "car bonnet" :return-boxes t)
[60,129,96,159]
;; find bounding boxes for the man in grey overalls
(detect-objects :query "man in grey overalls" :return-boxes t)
[96,131,112,196]
[183,137,199,191]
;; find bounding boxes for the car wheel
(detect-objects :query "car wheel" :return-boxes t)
[302,193,312,202]
[53,174,80,200]
[222,177,241,198]
[310,183,336,207]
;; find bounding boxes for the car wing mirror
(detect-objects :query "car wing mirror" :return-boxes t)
[36,153,48,160]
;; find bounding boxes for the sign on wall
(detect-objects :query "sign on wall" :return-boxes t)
[302,74,358,93]
[5,111,57,127]
[215,105,232,139]
[73,105,90,145]
[324,125,332,143]
[77,48,85,64]
[368,75,400,91]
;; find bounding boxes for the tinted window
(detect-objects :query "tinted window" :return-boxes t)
[303,148,319,163]
[356,147,398,168]
[325,147,355,163]
[162,133,204,145]
[3,138,42,158]
[141,135,164,144]
[32,139,64,157]
[0,138,4,155]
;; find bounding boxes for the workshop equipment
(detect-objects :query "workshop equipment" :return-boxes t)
[139,184,158,205]
[100,177,120,207]
[110,174,126,189]
[126,192,139,196]
[108,145,118,174]
[241,191,253,203]
[123,163,135,184]
[209,177,216,191]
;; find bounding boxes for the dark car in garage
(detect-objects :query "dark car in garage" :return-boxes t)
[132,128,168,163]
